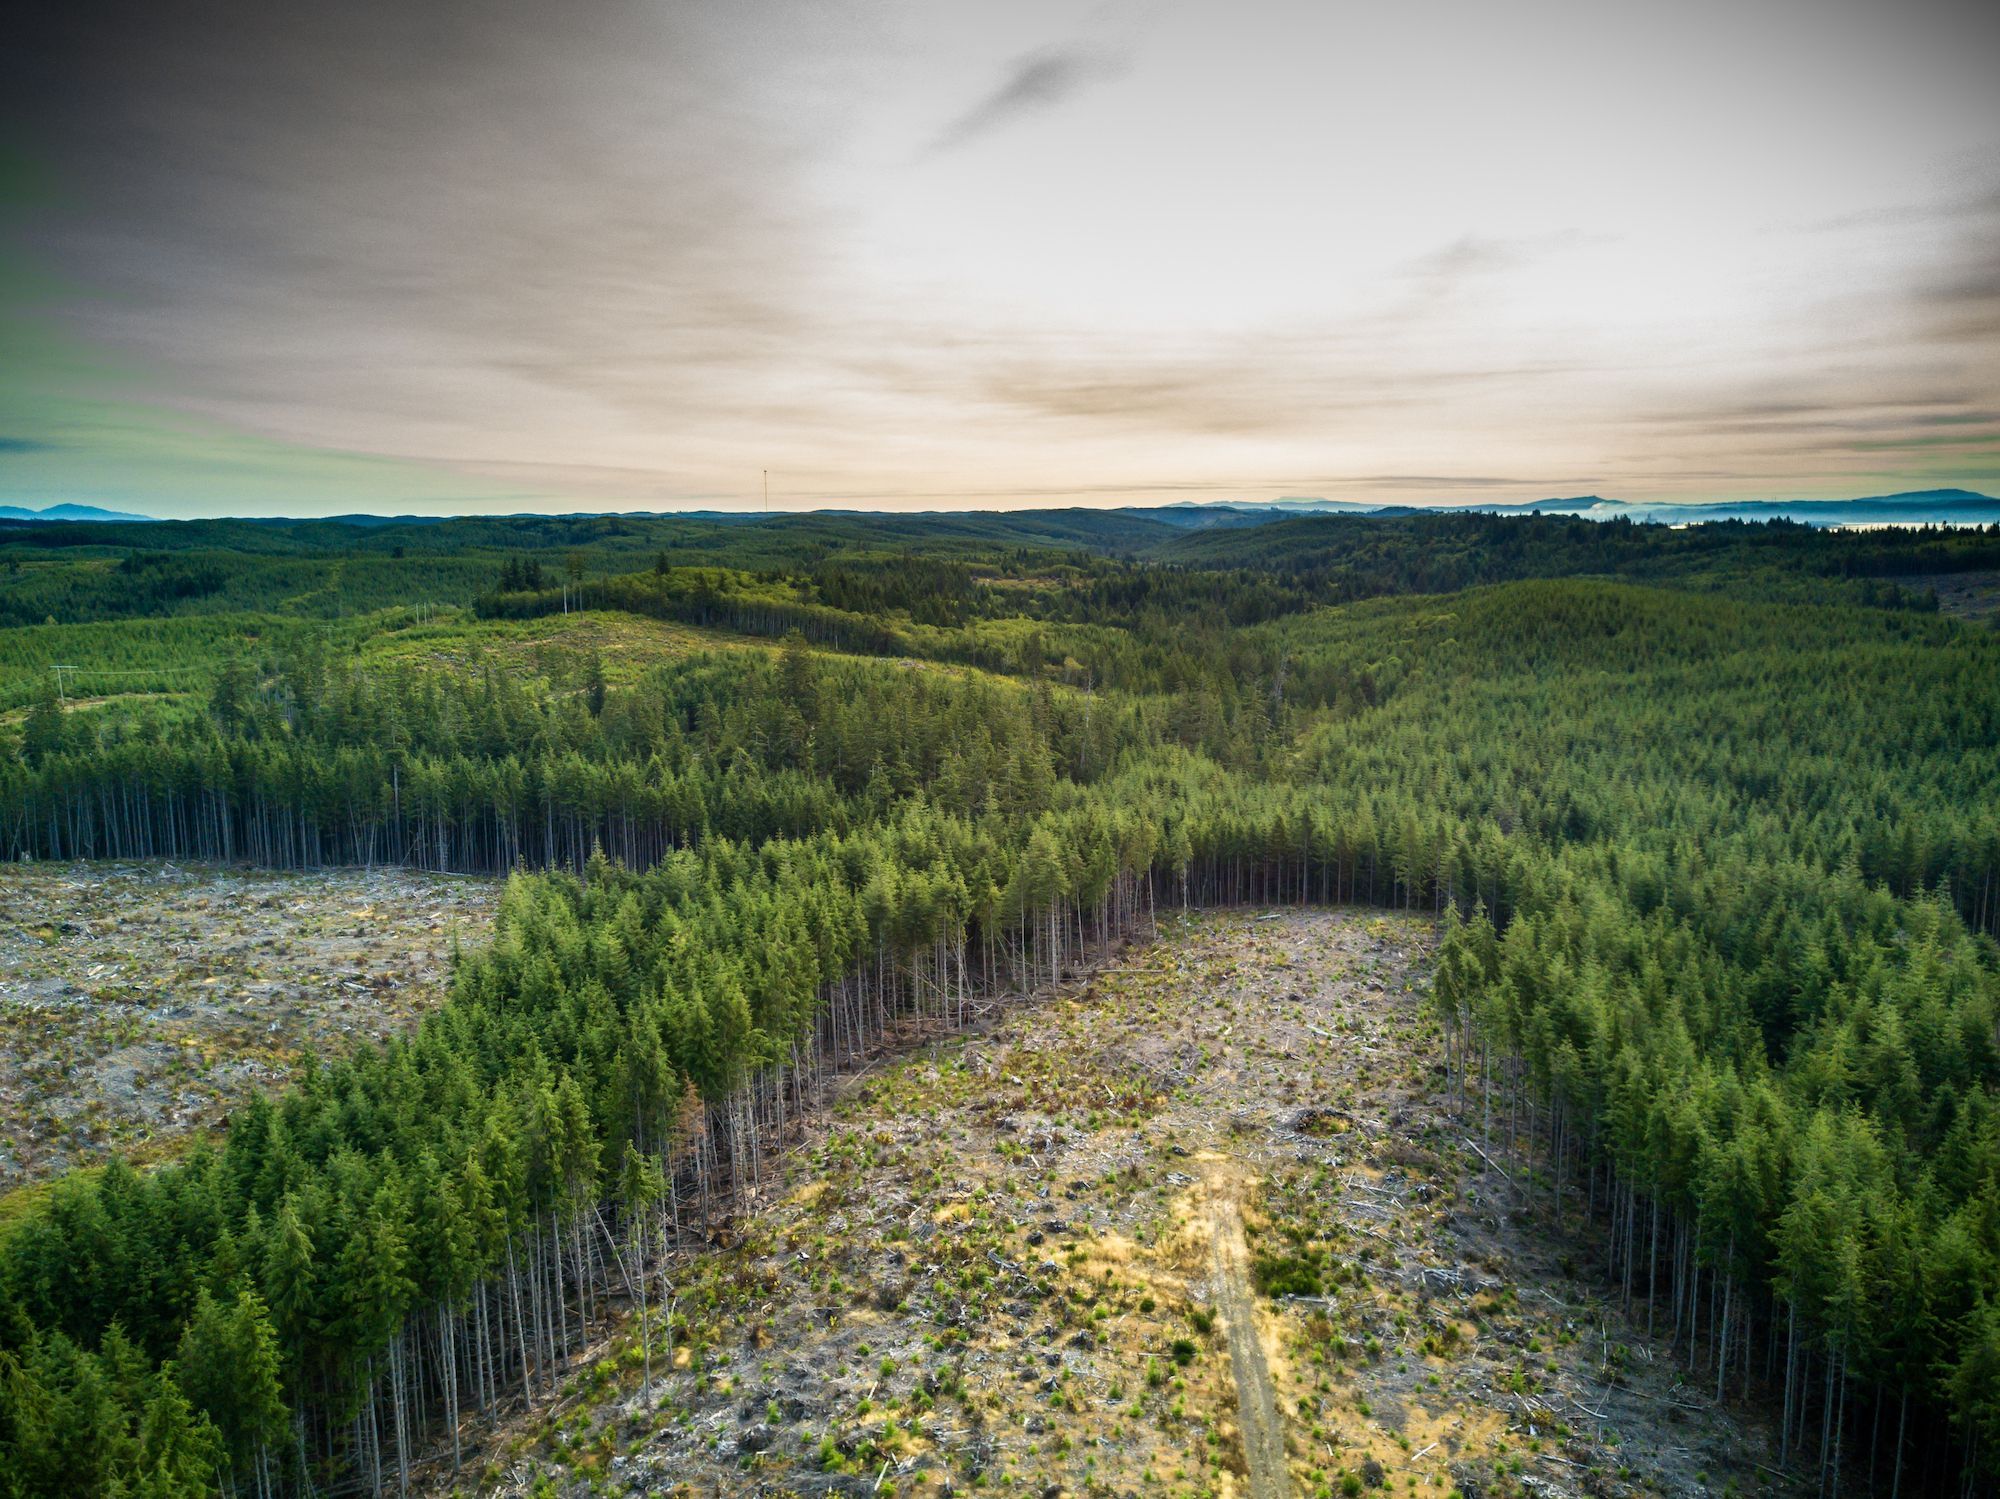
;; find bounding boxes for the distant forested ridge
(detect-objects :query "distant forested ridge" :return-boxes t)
[2,510,1999,1497]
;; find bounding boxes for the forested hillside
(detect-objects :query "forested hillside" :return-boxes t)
[1,511,1998,1497]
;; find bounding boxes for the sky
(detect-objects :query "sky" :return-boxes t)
[2,0,1997,518]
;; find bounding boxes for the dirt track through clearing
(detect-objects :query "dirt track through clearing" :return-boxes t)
[1203,1155,1291,1499]
[448,910,1804,1499]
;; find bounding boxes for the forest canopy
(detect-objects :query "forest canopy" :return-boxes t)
[2,508,1998,1496]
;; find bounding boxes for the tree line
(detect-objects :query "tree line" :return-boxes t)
[1,574,1998,1495]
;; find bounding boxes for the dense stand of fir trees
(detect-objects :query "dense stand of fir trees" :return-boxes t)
[0,634,1141,869]
[1,575,1999,1496]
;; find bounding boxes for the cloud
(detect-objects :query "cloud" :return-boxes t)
[1807,178,2000,344]
[1912,213,2000,343]
[1402,235,1529,284]
[2,1,1996,515]
[0,437,53,454]
[926,47,1126,154]
[1397,230,1602,305]
[2,0,843,475]
[969,347,1578,436]
[1347,475,1540,491]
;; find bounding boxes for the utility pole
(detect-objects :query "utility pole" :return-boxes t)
[50,665,76,706]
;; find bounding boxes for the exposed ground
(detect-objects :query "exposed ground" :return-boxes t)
[465,910,1800,1499]
[358,610,726,686]
[0,861,499,1192]
[1900,569,2000,623]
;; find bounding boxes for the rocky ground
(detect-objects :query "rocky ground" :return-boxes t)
[0,860,499,1191]
[461,909,1800,1499]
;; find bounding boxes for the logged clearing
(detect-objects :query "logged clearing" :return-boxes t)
[1896,570,2000,623]
[0,861,499,1191]
[357,609,726,684]
[468,911,1798,1499]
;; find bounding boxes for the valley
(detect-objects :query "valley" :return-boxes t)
[3,509,1994,1498]
[466,911,1795,1499]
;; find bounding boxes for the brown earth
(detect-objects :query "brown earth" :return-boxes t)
[0,860,499,1193]
[457,909,1803,1499]
[1201,1156,1290,1499]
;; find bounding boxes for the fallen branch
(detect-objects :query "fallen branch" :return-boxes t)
[1462,1137,1513,1184]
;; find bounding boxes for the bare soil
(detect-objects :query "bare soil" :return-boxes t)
[1898,570,2000,622]
[460,910,1803,1499]
[0,860,499,1191]
[1201,1157,1289,1499]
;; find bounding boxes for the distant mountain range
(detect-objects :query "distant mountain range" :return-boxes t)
[1431,488,2000,528]
[5,489,1996,531]
[0,502,154,523]
[1126,488,2000,530]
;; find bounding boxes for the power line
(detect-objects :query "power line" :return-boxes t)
[45,665,209,676]
[44,663,213,706]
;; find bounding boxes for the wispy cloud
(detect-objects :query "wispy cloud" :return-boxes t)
[1397,230,1602,303]
[926,47,1126,155]
[1911,189,2000,342]
[2,0,1997,515]
[1402,235,1530,285]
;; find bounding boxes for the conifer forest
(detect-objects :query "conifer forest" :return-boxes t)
[2,508,1999,1499]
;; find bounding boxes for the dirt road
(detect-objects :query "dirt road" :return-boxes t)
[453,910,1801,1499]
[1202,1155,1292,1499]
